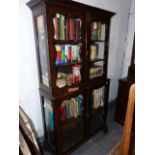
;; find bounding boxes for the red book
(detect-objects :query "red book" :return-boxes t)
[67,46,72,62]
[69,19,74,40]
[75,20,79,40]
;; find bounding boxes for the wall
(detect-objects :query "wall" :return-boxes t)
[121,0,135,77]
[19,0,134,137]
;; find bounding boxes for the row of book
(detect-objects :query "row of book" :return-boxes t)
[92,87,105,109]
[60,95,83,121]
[44,99,54,132]
[53,13,82,40]
[55,45,81,65]
[90,22,105,40]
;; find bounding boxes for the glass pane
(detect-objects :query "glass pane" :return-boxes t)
[89,22,106,79]
[36,15,50,87]
[60,95,84,151]
[90,86,105,133]
[53,13,82,40]
[55,43,82,88]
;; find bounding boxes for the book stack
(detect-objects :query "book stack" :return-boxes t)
[60,95,83,122]
[44,99,54,132]
[53,13,82,40]
[90,22,105,40]
[92,87,105,109]
[55,44,81,65]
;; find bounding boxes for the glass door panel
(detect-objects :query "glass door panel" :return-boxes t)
[43,97,55,147]
[88,20,107,80]
[48,8,85,93]
[36,15,50,87]
[89,86,106,133]
[59,94,84,151]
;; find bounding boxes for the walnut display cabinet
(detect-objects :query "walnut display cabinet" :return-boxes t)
[27,0,115,154]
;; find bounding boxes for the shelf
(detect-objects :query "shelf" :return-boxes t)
[55,61,82,67]
[89,73,103,79]
[53,39,82,44]
[90,58,105,63]
[90,40,105,43]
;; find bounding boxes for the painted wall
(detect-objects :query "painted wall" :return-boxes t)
[19,0,134,137]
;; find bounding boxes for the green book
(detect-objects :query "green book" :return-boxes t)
[59,15,65,40]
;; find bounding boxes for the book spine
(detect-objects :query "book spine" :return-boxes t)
[65,45,68,63]
[50,110,54,131]
[59,15,62,40]
[61,45,65,63]
[70,19,73,40]
[68,45,72,62]
[55,45,61,65]
[61,15,65,40]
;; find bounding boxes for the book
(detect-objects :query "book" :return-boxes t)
[90,44,98,60]
[69,19,74,40]
[55,45,61,65]
[61,45,66,63]
[53,16,59,39]
[44,99,54,131]
[90,22,104,40]
[72,65,81,83]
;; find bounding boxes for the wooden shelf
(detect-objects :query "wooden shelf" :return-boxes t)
[53,39,82,44]
[90,40,105,43]
[55,61,82,67]
[90,58,105,63]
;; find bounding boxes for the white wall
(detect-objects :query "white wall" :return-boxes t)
[121,0,135,77]
[19,0,44,137]
[19,0,134,138]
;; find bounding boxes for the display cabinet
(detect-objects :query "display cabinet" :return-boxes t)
[27,0,115,154]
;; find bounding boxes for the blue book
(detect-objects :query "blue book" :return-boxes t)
[50,111,54,131]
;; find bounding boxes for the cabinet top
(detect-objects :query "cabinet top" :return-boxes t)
[27,0,115,17]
